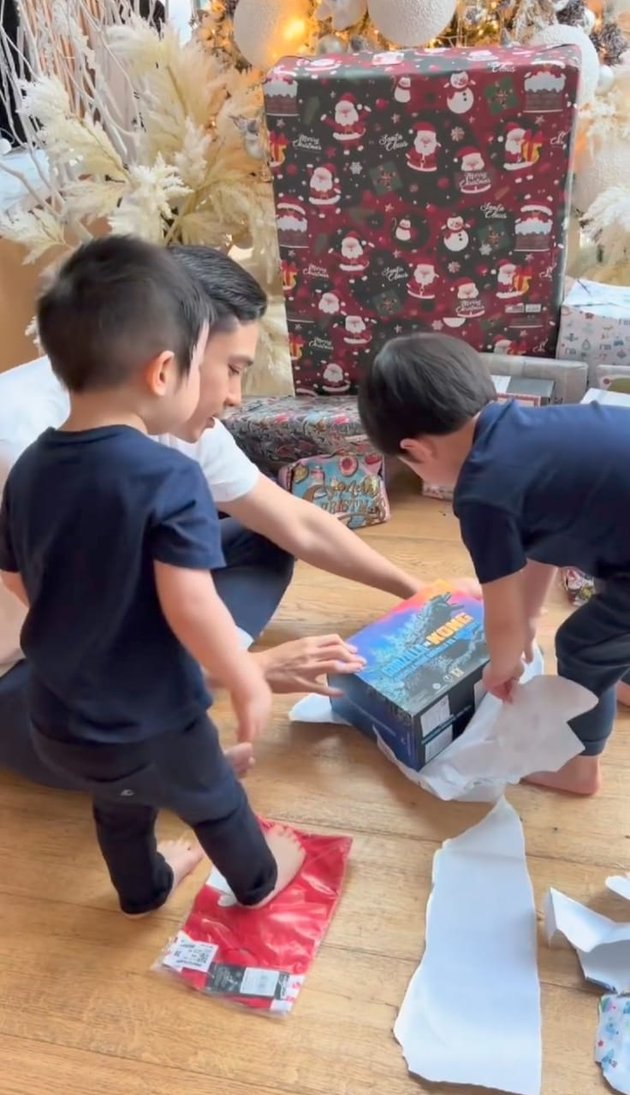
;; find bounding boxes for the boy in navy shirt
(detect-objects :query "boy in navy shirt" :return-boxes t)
[0,237,304,914]
[359,332,630,797]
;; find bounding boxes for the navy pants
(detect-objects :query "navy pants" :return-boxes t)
[557,576,630,756]
[34,714,278,912]
[0,519,294,790]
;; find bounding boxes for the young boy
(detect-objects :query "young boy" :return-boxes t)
[0,236,304,914]
[358,331,630,797]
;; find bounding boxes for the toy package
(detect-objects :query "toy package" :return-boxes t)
[330,582,487,772]
[154,821,352,1016]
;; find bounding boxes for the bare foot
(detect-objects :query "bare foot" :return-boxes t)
[123,838,204,919]
[225,742,254,778]
[250,826,306,909]
[523,754,601,796]
[617,681,630,708]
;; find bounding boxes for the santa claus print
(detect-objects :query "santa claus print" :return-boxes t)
[442,216,469,252]
[454,276,484,318]
[496,259,532,299]
[406,122,439,172]
[343,315,372,347]
[321,362,351,393]
[309,164,341,206]
[338,232,370,275]
[325,93,367,144]
[407,260,438,300]
[503,125,543,171]
[456,147,491,195]
[446,72,475,115]
[318,291,342,317]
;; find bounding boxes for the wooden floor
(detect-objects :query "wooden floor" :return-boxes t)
[1,482,628,1095]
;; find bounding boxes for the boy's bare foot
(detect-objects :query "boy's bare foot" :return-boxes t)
[225,742,254,778]
[617,681,630,708]
[251,826,306,909]
[523,754,601,796]
[123,839,204,918]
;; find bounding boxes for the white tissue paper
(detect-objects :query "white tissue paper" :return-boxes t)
[395,798,542,1095]
[290,649,596,803]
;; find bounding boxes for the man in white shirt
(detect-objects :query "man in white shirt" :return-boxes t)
[0,244,476,788]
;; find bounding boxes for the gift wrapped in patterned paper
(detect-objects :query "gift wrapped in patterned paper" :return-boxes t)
[278,452,390,529]
[557,280,630,385]
[224,395,374,477]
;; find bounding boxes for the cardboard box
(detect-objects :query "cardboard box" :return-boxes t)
[557,280,630,385]
[277,451,389,529]
[481,352,588,403]
[581,387,630,407]
[329,583,487,772]
[265,45,579,394]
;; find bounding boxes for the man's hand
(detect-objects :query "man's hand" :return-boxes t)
[482,658,525,702]
[255,635,366,696]
[230,656,273,743]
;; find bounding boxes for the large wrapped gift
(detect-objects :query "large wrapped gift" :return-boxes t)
[557,280,630,385]
[265,45,579,395]
[224,395,372,477]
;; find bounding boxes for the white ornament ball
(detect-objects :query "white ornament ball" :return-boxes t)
[579,6,596,32]
[233,0,311,71]
[367,0,457,46]
[529,23,600,105]
[597,63,616,94]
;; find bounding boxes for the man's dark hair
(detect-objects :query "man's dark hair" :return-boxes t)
[170,245,267,333]
[38,236,208,394]
[358,333,496,455]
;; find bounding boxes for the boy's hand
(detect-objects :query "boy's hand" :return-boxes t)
[483,659,524,702]
[230,658,273,743]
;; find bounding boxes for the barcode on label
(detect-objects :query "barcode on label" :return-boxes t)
[474,679,486,708]
[240,968,280,998]
[163,932,218,974]
[424,725,453,764]
[421,696,450,738]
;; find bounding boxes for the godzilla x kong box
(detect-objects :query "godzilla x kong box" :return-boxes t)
[330,583,488,772]
[264,45,579,395]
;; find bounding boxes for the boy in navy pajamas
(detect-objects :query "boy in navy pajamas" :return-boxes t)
[0,237,303,914]
[358,332,630,796]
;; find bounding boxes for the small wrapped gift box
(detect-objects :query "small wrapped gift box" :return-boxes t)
[224,395,372,477]
[278,452,390,530]
[557,280,630,385]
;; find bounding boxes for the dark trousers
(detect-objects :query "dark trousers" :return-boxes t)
[34,715,277,912]
[557,577,630,756]
[0,519,293,789]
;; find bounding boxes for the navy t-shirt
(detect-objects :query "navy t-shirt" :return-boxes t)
[453,401,630,586]
[0,427,225,743]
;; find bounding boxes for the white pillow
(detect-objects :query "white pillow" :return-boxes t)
[0,356,69,673]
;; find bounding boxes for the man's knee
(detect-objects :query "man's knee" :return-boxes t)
[249,531,295,585]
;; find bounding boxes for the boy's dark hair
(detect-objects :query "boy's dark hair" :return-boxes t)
[170,245,268,333]
[358,333,496,455]
[37,236,208,394]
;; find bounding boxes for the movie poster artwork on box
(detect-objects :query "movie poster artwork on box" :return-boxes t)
[265,46,579,394]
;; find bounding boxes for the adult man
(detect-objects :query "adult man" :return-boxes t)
[0,244,474,788]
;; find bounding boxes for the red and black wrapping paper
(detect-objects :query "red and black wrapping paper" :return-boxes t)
[264,45,579,395]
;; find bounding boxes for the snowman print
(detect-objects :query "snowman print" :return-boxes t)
[446,72,474,115]
[443,216,469,252]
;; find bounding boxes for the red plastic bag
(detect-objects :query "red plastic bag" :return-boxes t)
[154,822,352,1016]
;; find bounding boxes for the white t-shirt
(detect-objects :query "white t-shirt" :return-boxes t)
[0,356,259,675]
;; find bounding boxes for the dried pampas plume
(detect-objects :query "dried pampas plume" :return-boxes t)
[0,0,289,391]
